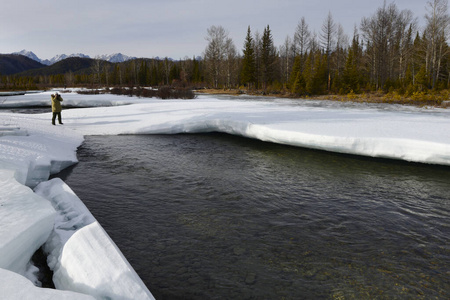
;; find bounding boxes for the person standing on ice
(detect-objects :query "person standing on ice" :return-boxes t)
[51,92,63,125]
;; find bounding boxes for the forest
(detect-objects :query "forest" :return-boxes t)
[2,0,450,105]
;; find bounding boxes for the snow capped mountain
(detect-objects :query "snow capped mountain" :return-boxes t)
[40,53,91,65]
[11,50,136,65]
[12,51,91,65]
[13,49,41,62]
[95,53,136,63]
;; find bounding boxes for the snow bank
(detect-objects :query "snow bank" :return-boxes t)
[55,96,450,166]
[34,179,154,300]
[0,170,55,275]
[0,268,95,300]
[0,115,81,187]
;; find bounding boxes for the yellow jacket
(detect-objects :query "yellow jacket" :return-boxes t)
[51,94,63,112]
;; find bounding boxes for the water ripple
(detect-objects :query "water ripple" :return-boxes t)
[56,133,450,299]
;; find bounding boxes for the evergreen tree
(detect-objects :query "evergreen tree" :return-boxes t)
[290,55,303,92]
[192,57,201,83]
[342,35,361,93]
[138,60,149,86]
[303,52,313,94]
[292,68,306,95]
[169,63,180,83]
[241,26,256,88]
[415,64,429,90]
[261,25,277,91]
[311,52,328,94]
[151,63,159,86]
[110,65,121,86]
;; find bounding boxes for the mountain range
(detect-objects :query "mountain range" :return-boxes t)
[13,50,136,65]
[0,54,45,76]
[0,50,191,76]
[0,50,143,76]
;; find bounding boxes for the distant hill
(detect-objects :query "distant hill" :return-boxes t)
[42,53,91,65]
[1,53,179,78]
[0,54,46,75]
[18,57,114,76]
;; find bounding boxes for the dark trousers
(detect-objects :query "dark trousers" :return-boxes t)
[52,112,62,124]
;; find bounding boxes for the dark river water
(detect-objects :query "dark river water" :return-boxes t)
[55,133,450,299]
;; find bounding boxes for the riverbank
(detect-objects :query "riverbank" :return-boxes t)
[196,88,450,108]
[0,122,155,300]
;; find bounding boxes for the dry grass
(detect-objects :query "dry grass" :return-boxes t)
[195,88,244,95]
[197,88,449,108]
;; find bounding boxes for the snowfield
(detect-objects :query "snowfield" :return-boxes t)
[0,90,449,299]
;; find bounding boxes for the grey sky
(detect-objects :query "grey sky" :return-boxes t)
[1,0,427,60]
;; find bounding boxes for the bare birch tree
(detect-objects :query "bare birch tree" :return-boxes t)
[360,1,415,89]
[224,37,238,88]
[424,0,450,89]
[280,35,293,85]
[396,10,417,84]
[204,25,228,88]
[204,25,237,88]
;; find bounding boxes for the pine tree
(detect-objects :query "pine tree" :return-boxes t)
[241,26,256,89]
[311,52,328,94]
[138,60,149,86]
[289,55,302,92]
[169,63,179,83]
[261,25,277,91]
[292,68,306,95]
[303,52,313,95]
[413,32,425,86]
[151,63,159,86]
[415,65,429,91]
[192,57,201,83]
[342,47,359,93]
[110,65,120,86]
[342,35,361,93]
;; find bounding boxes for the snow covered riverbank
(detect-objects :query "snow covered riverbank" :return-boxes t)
[1,90,449,299]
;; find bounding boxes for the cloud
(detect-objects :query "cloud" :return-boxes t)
[1,0,429,59]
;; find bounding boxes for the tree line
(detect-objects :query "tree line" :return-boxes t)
[0,57,203,91]
[2,0,450,102]
[203,0,450,98]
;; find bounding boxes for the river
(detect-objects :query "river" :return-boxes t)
[55,133,450,299]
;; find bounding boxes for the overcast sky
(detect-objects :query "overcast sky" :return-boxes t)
[1,0,428,60]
